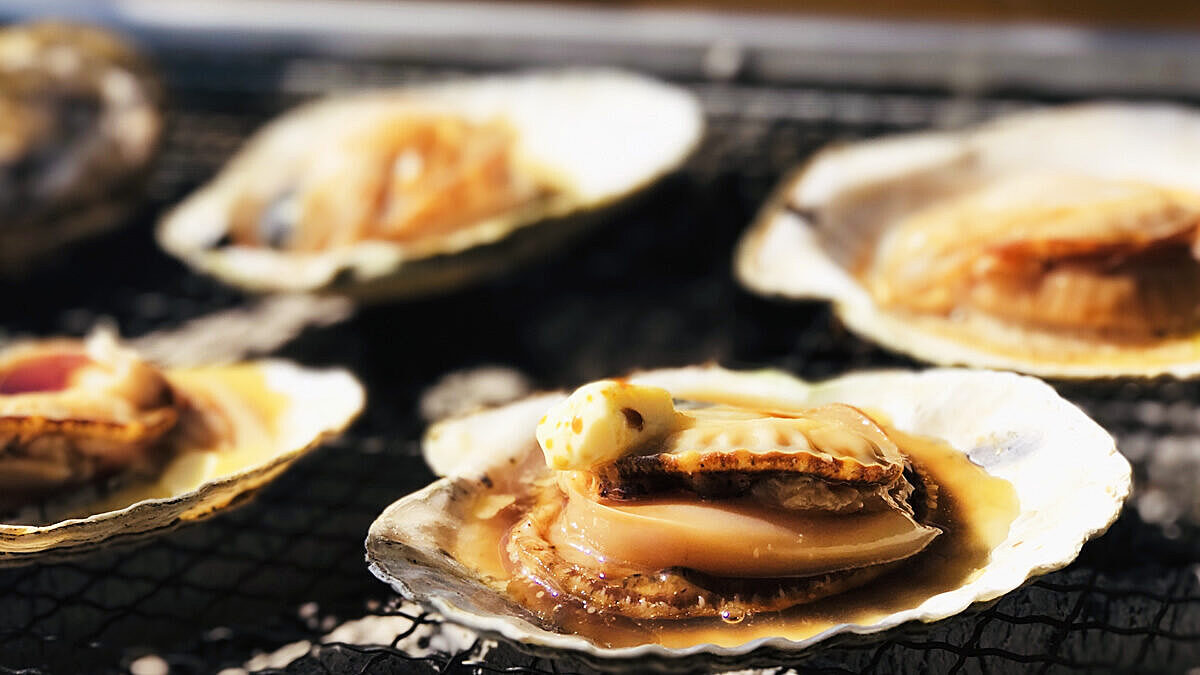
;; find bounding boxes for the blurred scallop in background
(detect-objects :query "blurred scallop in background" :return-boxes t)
[0,20,162,273]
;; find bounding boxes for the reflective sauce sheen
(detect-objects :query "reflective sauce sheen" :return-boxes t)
[451,414,1019,649]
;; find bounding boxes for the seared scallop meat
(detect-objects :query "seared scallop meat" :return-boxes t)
[502,384,942,620]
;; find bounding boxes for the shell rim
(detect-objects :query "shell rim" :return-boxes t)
[366,365,1130,659]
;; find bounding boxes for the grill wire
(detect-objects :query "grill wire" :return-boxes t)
[2,49,1200,674]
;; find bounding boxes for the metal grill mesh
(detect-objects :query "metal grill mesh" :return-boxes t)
[2,50,1199,674]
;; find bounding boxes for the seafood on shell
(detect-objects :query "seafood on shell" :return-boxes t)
[736,103,1200,377]
[0,332,363,556]
[0,333,180,510]
[0,21,163,270]
[367,366,1128,660]
[158,69,703,299]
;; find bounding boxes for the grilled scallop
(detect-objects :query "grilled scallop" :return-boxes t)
[159,69,702,299]
[514,391,940,621]
[0,334,179,509]
[0,333,363,556]
[367,366,1128,659]
[737,103,1200,377]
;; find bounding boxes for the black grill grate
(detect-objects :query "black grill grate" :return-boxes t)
[2,48,1200,674]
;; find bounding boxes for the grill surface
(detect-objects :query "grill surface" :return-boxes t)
[2,47,1200,674]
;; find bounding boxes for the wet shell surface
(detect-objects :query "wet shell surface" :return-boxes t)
[0,360,363,557]
[736,103,1200,378]
[367,365,1129,659]
[158,69,702,299]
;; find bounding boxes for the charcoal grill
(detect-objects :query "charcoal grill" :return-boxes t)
[2,3,1200,673]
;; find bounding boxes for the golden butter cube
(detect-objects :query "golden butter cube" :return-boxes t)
[535,380,680,470]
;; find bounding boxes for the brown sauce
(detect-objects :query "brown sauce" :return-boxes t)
[451,417,1019,649]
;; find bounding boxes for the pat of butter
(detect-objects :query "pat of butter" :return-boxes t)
[535,380,682,470]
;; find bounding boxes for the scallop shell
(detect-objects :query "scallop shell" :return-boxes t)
[158,69,702,299]
[735,103,1200,378]
[366,365,1129,660]
[0,21,163,272]
[0,360,363,557]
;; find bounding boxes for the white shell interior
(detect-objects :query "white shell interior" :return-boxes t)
[368,365,1129,659]
[736,103,1200,378]
[159,69,702,294]
[0,361,364,556]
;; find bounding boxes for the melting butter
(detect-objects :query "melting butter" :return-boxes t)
[535,380,681,469]
[666,403,901,469]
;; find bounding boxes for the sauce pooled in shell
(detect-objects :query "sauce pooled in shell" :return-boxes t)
[448,380,1019,647]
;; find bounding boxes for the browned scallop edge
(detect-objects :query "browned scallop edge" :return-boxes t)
[0,410,179,444]
[588,448,903,501]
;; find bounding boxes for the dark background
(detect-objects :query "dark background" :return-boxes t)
[3,5,1200,673]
